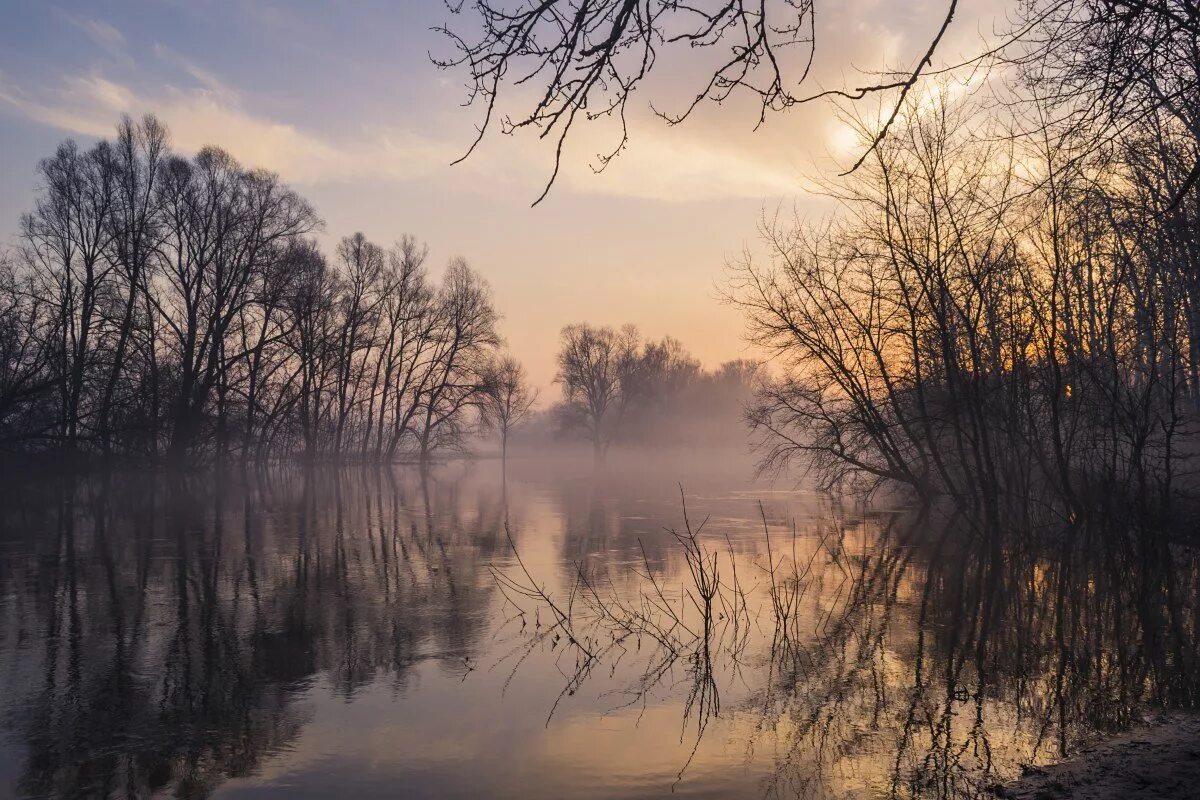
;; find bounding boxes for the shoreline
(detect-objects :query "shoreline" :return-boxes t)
[993,713,1200,799]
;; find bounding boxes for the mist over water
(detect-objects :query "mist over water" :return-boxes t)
[0,449,1193,799]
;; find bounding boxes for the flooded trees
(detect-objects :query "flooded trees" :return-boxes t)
[415,259,500,463]
[279,241,499,463]
[555,323,639,461]
[480,355,538,464]
[553,325,761,453]
[156,148,319,460]
[729,92,1196,538]
[1,117,503,464]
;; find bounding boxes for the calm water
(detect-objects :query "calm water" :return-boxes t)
[0,452,1195,799]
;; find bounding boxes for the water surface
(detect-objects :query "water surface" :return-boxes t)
[0,452,1194,799]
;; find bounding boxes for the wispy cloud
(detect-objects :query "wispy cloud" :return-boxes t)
[0,71,455,186]
[152,44,235,98]
[0,73,130,138]
[558,127,807,201]
[0,66,811,203]
[57,11,132,66]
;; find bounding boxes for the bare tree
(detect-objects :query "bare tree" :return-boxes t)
[481,354,538,464]
[377,238,439,460]
[0,254,56,444]
[1013,0,1200,203]
[555,323,639,461]
[416,259,500,462]
[20,139,119,450]
[436,0,959,203]
[99,115,168,456]
[283,240,338,459]
[154,147,318,460]
[330,233,384,458]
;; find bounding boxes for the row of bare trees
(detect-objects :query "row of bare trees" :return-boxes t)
[554,323,762,458]
[0,116,526,464]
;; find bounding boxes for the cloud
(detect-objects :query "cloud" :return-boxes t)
[0,74,129,138]
[0,0,1008,208]
[558,126,807,201]
[152,44,235,98]
[57,12,131,66]
[0,66,808,204]
[0,71,455,186]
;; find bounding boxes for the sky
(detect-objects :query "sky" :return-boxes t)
[0,0,1006,392]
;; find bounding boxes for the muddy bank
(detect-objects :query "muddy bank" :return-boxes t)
[993,713,1200,799]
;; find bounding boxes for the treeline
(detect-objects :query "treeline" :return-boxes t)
[0,117,506,462]
[0,118,755,465]
[551,323,761,457]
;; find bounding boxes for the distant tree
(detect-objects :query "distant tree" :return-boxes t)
[481,355,538,464]
[555,323,639,461]
[554,326,758,452]
[620,335,700,410]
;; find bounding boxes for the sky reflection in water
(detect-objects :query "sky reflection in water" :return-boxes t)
[0,451,1194,799]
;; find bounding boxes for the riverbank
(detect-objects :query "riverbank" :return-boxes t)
[994,713,1200,799]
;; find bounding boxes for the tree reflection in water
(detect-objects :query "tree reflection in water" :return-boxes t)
[747,506,1199,798]
[495,500,1200,798]
[0,466,1195,799]
[0,468,505,799]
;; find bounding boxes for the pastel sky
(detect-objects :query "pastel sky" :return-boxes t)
[0,0,1005,391]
